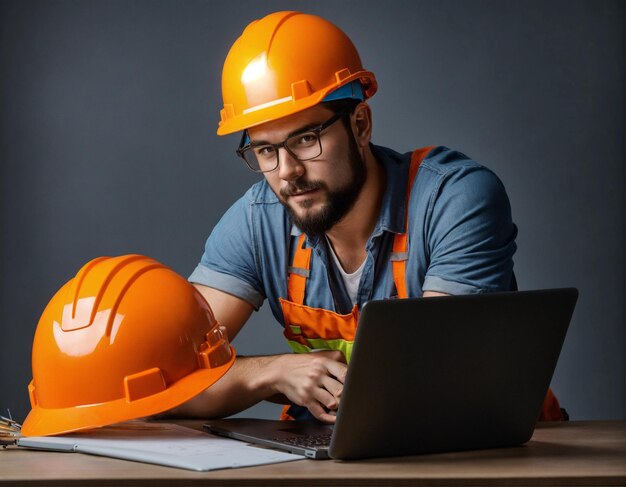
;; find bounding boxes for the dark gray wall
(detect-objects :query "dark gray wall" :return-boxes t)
[1,0,624,423]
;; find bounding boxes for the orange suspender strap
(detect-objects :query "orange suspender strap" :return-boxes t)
[391,147,435,299]
[287,233,312,305]
[539,387,566,421]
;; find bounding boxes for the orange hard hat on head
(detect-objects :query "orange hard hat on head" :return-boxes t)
[218,11,377,135]
[22,255,235,437]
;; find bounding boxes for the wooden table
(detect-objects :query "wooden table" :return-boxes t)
[0,421,624,486]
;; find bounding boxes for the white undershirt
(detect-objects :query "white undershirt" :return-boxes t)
[325,236,366,305]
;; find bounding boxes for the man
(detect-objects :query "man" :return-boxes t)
[173,11,561,422]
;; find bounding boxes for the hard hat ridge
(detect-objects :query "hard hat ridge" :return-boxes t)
[61,254,164,333]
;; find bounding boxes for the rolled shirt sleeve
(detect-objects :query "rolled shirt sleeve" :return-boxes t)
[188,192,266,310]
[422,164,518,294]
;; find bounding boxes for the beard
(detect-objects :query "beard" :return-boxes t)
[278,131,367,237]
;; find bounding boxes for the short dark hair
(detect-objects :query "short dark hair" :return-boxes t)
[322,98,362,130]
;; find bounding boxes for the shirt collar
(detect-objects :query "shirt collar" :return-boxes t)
[370,144,411,237]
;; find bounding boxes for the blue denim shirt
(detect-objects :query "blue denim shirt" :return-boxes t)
[189,145,517,324]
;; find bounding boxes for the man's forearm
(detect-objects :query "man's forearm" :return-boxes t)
[167,355,284,419]
[163,350,347,423]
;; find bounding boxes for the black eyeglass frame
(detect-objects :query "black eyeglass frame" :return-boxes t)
[236,108,350,173]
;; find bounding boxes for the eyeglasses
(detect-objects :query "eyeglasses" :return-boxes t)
[236,108,348,173]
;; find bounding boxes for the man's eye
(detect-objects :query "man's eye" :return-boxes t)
[255,146,275,157]
[294,134,317,146]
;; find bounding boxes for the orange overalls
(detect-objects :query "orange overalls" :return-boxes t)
[279,147,565,422]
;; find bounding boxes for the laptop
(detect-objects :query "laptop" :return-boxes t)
[204,288,578,460]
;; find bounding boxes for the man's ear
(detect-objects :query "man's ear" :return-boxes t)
[351,102,372,148]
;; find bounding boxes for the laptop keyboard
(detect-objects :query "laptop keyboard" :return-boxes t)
[273,433,332,449]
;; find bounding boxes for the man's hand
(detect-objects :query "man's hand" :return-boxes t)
[173,285,350,423]
[272,350,347,423]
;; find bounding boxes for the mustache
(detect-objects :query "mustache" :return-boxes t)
[279,180,324,198]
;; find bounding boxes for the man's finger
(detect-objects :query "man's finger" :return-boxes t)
[320,375,343,402]
[312,386,338,410]
[308,402,338,424]
[324,359,348,384]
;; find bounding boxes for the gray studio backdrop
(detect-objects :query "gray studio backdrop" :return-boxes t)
[1,0,624,423]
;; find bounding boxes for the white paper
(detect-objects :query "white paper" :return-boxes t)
[17,420,304,471]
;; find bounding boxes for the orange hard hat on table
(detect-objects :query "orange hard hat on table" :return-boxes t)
[22,254,235,437]
[218,11,377,135]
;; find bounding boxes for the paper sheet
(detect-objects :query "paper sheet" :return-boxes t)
[17,420,304,471]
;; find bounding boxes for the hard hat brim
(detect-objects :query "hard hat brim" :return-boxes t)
[217,71,377,135]
[21,347,236,437]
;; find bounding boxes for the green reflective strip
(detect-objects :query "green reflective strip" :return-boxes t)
[286,338,354,363]
[286,340,312,355]
[289,325,302,334]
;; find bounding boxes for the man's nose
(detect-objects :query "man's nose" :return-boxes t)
[277,147,305,181]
